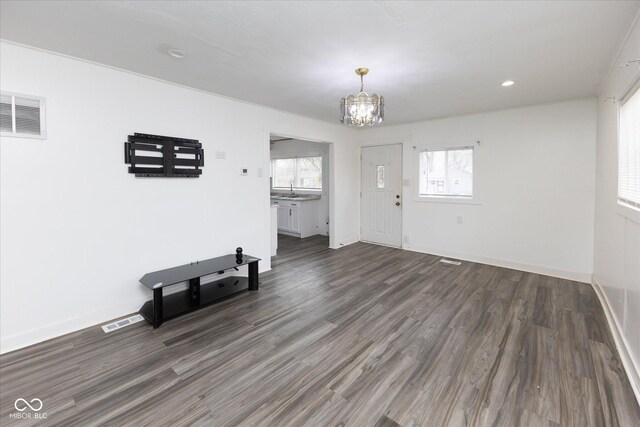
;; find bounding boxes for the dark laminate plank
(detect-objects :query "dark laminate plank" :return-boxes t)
[584,309,618,350]
[533,280,558,329]
[558,367,605,426]
[558,310,596,379]
[271,234,329,267]
[591,340,640,426]
[374,414,402,427]
[518,324,560,423]
[516,409,560,427]
[56,369,180,426]
[1,238,638,426]
[236,338,372,425]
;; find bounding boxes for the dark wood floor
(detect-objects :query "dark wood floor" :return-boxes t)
[271,234,330,267]
[1,241,639,426]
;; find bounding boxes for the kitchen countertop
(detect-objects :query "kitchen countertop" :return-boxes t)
[271,195,321,201]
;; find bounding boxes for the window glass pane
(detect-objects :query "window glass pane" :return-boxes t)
[377,165,385,188]
[619,85,640,208]
[419,148,473,197]
[272,158,296,188]
[272,156,322,190]
[419,150,446,195]
[296,157,322,189]
[447,148,473,196]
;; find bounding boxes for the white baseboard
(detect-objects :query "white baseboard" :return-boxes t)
[1,266,277,355]
[0,296,148,355]
[403,243,592,283]
[330,235,359,249]
[277,230,301,238]
[591,276,640,404]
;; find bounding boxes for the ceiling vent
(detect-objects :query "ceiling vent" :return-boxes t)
[0,92,46,139]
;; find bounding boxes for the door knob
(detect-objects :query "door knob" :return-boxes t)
[395,202,401,206]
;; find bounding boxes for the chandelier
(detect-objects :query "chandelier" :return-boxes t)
[339,67,384,127]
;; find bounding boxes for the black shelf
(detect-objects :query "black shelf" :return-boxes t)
[138,252,260,328]
[139,254,259,290]
[140,276,249,324]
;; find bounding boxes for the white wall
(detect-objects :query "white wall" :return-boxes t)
[357,98,597,282]
[0,42,359,353]
[270,139,330,235]
[0,40,616,359]
[593,13,640,396]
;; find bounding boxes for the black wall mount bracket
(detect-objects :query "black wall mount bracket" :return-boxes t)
[124,132,204,177]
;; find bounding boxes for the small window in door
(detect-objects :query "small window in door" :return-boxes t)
[376,165,385,188]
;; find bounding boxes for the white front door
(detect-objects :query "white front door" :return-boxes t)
[361,144,402,247]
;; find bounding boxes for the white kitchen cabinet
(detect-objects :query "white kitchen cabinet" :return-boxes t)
[270,205,278,256]
[290,206,300,233]
[277,204,290,230]
[271,198,319,238]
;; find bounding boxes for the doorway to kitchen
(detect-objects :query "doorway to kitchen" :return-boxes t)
[269,134,331,267]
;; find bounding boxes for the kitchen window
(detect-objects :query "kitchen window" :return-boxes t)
[419,147,473,198]
[272,156,322,190]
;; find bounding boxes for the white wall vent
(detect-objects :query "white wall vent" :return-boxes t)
[440,258,462,266]
[101,314,144,333]
[0,92,47,139]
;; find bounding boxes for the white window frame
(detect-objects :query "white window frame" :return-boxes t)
[617,78,640,224]
[0,91,47,139]
[271,155,323,192]
[414,144,479,205]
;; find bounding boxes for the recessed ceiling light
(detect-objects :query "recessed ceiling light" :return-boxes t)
[501,80,515,87]
[167,48,186,59]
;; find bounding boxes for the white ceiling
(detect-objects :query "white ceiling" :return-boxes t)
[1,1,638,125]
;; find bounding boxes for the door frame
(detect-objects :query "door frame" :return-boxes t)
[264,130,336,262]
[360,143,403,248]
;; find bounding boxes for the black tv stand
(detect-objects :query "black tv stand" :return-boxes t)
[138,253,260,328]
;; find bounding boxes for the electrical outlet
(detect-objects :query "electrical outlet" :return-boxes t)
[215,151,226,159]
[403,235,409,244]
[457,216,463,224]
[257,168,263,177]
